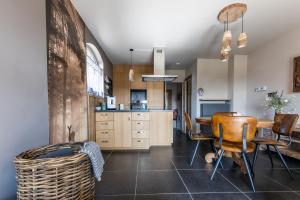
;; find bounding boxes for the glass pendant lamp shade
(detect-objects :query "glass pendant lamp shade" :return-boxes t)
[129,68,134,81]
[237,32,247,48]
[129,49,134,81]
[220,44,229,62]
[222,30,232,52]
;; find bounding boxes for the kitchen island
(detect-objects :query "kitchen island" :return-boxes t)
[94,110,173,150]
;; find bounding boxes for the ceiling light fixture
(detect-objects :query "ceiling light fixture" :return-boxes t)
[129,49,134,82]
[237,12,247,48]
[217,3,247,61]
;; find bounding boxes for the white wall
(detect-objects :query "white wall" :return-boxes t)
[247,27,300,122]
[228,55,248,115]
[0,0,49,199]
[166,69,185,82]
[197,58,229,100]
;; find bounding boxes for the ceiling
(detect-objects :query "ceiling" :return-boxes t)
[72,0,300,69]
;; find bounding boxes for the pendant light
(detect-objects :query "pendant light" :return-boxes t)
[223,12,232,52]
[129,49,134,81]
[217,3,247,61]
[237,12,247,48]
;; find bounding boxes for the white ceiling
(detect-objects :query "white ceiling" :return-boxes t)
[72,0,300,69]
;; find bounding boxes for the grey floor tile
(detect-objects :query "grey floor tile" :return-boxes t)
[136,170,188,194]
[247,192,300,200]
[219,169,289,192]
[96,171,136,195]
[95,194,134,200]
[179,170,238,193]
[104,152,138,172]
[192,193,249,200]
[135,194,191,200]
[139,156,175,171]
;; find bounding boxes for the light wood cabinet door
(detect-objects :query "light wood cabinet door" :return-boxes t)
[113,65,130,109]
[150,111,173,146]
[96,112,114,121]
[114,112,132,148]
[147,82,164,110]
[130,65,152,89]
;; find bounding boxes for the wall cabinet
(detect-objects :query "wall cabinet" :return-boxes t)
[147,82,164,110]
[113,65,130,109]
[113,64,164,110]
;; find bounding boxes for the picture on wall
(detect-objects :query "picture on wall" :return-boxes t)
[46,0,87,144]
[294,56,300,92]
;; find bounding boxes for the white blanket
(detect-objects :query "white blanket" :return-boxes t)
[80,141,105,181]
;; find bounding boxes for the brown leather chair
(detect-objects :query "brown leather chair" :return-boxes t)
[211,115,257,192]
[253,113,299,178]
[214,112,240,116]
[184,113,214,166]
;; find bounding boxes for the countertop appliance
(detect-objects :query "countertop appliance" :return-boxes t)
[106,96,116,110]
[131,90,147,110]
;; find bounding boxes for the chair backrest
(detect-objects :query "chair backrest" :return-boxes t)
[214,112,240,116]
[272,113,299,136]
[184,112,193,132]
[212,115,257,143]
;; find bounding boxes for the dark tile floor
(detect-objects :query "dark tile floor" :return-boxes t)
[96,131,300,200]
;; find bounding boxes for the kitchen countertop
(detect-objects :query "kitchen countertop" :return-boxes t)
[95,109,173,112]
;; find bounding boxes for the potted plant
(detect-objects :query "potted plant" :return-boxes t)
[264,91,296,113]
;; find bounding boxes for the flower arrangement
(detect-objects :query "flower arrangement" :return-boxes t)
[264,91,296,113]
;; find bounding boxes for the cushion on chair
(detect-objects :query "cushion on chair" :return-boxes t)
[214,140,256,153]
[253,137,287,147]
[191,132,212,141]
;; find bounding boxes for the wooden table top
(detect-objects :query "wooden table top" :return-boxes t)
[195,117,274,129]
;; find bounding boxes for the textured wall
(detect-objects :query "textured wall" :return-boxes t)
[0,0,49,199]
[47,0,88,144]
[247,27,300,122]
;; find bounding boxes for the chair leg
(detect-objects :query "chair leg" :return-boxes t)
[266,145,274,168]
[252,144,260,169]
[273,145,294,179]
[210,149,224,180]
[190,141,200,166]
[210,140,224,169]
[242,153,256,192]
[246,154,255,177]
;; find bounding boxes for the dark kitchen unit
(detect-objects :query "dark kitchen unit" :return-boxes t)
[130,89,147,110]
[200,99,231,133]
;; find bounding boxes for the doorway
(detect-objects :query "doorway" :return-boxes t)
[166,83,183,131]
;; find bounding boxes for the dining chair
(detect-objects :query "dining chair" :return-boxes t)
[210,115,257,192]
[184,112,214,166]
[214,112,240,116]
[253,113,299,178]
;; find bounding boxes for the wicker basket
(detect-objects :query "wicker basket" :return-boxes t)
[15,143,95,200]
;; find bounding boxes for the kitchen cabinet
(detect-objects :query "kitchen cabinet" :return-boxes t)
[113,65,130,109]
[95,111,172,150]
[113,64,165,110]
[130,65,153,89]
[95,112,115,148]
[147,82,164,110]
[114,112,132,148]
[150,111,173,146]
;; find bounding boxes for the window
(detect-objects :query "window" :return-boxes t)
[86,43,104,97]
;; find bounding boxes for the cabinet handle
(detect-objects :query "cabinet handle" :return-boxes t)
[137,122,143,125]
[101,140,109,143]
[137,131,143,134]
[101,132,109,134]
[137,140,143,143]
[137,113,142,116]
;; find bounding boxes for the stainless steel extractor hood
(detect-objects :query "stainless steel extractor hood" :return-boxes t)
[142,48,178,82]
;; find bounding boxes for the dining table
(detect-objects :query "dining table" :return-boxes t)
[195,116,274,171]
